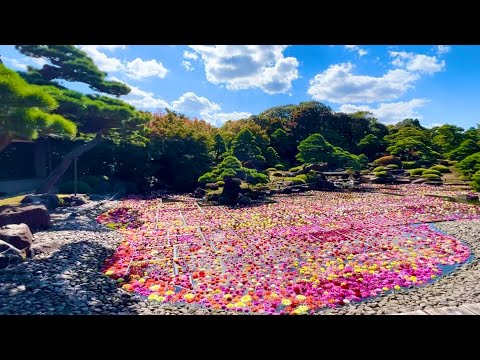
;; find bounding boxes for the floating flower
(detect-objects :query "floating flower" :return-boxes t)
[281,299,292,306]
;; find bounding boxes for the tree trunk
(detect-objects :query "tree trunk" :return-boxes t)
[0,134,12,153]
[35,134,104,194]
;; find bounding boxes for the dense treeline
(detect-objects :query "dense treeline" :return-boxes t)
[1,46,480,193]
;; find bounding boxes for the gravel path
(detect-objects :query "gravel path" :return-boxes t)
[1,202,479,315]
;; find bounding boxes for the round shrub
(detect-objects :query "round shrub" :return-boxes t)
[266,167,277,172]
[408,168,426,176]
[429,165,450,173]
[422,169,442,176]
[275,164,285,170]
[373,171,388,177]
[295,174,308,182]
[449,160,458,166]
[246,172,269,184]
[374,155,402,166]
[471,170,480,191]
[374,166,386,172]
[459,175,471,181]
[216,180,225,187]
[289,166,303,173]
[360,169,370,175]
[58,180,93,194]
[402,161,418,169]
[439,159,450,166]
[291,177,307,185]
[198,172,218,184]
[421,173,441,180]
[386,164,399,169]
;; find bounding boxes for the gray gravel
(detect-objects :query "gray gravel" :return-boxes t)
[1,201,479,315]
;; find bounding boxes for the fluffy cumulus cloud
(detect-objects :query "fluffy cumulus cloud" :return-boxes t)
[183,51,198,60]
[345,45,367,56]
[189,45,299,94]
[339,98,429,124]
[171,91,250,126]
[389,51,445,74]
[307,63,418,103]
[182,60,194,71]
[436,45,451,55]
[2,55,48,71]
[108,76,169,109]
[78,45,168,79]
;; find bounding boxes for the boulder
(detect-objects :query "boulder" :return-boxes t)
[205,183,219,190]
[192,187,206,198]
[0,223,33,250]
[218,177,242,205]
[61,195,89,207]
[412,178,428,184]
[0,204,50,232]
[237,193,253,205]
[0,240,24,269]
[304,163,327,173]
[21,194,60,210]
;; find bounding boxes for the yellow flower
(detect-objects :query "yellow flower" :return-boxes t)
[234,301,245,308]
[138,278,146,283]
[184,293,195,300]
[382,287,389,291]
[410,276,417,282]
[394,285,401,290]
[165,290,175,296]
[149,285,161,291]
[156,296,166,302]
[105,270,114,276]
[223,294,232,300]
[270,293,279,299]
[296,295,306,301]
[241,295,252,303]
[281,299,292,306]
[293,305,309,315]
[226,303,235,309]
[431,275,436,279]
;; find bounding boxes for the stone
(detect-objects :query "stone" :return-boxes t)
[412,178,428,184]
[21,194,60,210]
[192,187,206,198]
[205,183,219,190]
[218,177,241,205]
[0,240,24,269]
[61,195,89,207]
[237,193,252,205]
[0,204,50,232]
[304,163,327,173]
[0,223,33,250]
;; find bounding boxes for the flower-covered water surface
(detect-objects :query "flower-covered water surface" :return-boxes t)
[98,185,480,314]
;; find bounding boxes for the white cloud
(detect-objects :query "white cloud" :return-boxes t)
[189,45,299,94]
[94,45,127,51]
[78,45,124,72]
[436,45,451,55]
[307,62,418,103]
[2,56,47,71]
[425,122,445,129]
[170,91,251,126]
[124,58,168,79]
[182,60,194,71]
[339,98,429,124]
[183,51,198,60]
[345,45,367,57]
[108,76,169,109]
[389,51,445,74]
[78,45,168,79]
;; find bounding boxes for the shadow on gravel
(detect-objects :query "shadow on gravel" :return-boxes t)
[0,240,140,315]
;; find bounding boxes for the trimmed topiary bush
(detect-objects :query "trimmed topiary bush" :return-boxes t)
[295,174,308,182]
[421,173,441,180]
[402,161,418,169]
[429,165,450,173]
[58,180,93,194]
[245,171,269,184]
[449,160,458,166]
[374,166,387,172]
[216,180,225,187]
[289,166,303,173]
[266,167,277,172]
[374,155,402,166]
[408,168,426,176]
[459,175,471,181]
[275,164,285,170]
[386,164,399,169]
[471,170,480,191]
[422,169,442,176]
[373,171,388,177]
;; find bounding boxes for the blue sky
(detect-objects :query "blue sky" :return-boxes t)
[1,45,479,129]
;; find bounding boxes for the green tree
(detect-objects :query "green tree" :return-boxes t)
[471,170,480,192]
[357,133,384,159]
[384,126,438,162]
[296,133,335,164]
[447,139,480,161]
[212,133,227,161]
[456,153,480,176]
[230,128,265,166]
[264,146,280,167]
[15,45,130,96]
[0,63,76,153]
[432,124,465,154]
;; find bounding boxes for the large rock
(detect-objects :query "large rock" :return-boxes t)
[0,223,33,250]
[205,183,219,190]
[21,194,60,210]
[412,178,428,184]
[192,187,206,198]
[304,163,327,173]
[218,177,241,205]
[61,195,89,207]
[0,204,50,232]
[0,240,23,269]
